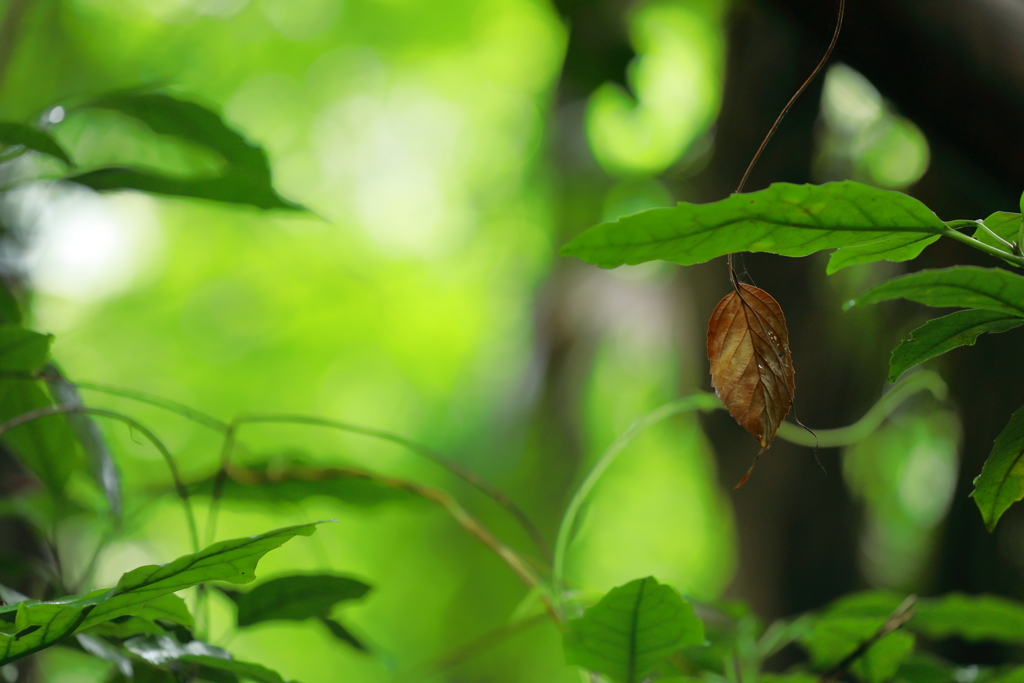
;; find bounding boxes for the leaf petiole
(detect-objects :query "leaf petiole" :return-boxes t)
[941,226,1024,268]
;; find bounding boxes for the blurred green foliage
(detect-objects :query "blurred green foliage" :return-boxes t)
[0,0,1012,681]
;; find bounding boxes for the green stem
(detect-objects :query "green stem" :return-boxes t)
[775,370,947,448]
[73,381,230,433]
[206,414,551,564]
[0,404,199,553]
[941,226,1024,268]
[975,221,1016,252]
[551,393,721,600]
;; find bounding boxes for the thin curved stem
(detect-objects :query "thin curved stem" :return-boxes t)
[0,405,199,552]
[775,370,947,448]
[736,0,844,193]
[552,393,721,598]
[72,381,230,433]
[941,226,1024,268]
[205,414,551,564]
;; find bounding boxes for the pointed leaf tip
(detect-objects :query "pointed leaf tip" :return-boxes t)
[707,284,795,482]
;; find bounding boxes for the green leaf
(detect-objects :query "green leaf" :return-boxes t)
[138,594,192,629]
[975,213,1021,251]
[189,460,418,508]
[224,573,370,626]
[0,326,51,372]
[888,310,1024,382]
[814,590,1024,646]
[179,655,286,683]
[972,405,1024,531]
[803,616,915,683]
[66,92,299,211]
[853,266,1024,317]
[0,382,84,495]
[44,365,122,517]
[913,593,1024,644]
[318,616,369,652]
[0,122,74,166]
[563,576,704,683]
[561,181,945,273]
[0,523,320,666]
[84,616,165,639]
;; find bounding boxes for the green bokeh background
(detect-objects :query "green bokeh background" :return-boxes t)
[0,0,941,680]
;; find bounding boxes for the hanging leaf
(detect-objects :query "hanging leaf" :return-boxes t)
[563,576,704,683]
[971,404,1024,531]
[707,283,795,485]
[888,310,1024,382]
[561,181,946,273]
[221,574,370,627]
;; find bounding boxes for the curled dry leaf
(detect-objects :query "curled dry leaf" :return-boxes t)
[707,283,795,487]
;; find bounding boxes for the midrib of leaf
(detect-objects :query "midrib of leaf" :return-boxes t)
[626,577,648,683]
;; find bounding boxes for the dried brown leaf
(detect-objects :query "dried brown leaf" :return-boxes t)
[707,283,795,487]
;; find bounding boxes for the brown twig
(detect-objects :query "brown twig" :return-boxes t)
[726,0,846,281]
[213,463,565,628]
[816,595,917,683]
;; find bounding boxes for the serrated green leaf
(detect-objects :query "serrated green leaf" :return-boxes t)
[224,573,370,626]
[0,122,74,166]
[0,523,320,666]
[971,405,1024,532]
[65,92,299,211]
[563,576,704,683]
[888,310,1024,382]
[561,181,945,273]
[853,266,1024,317]
[975,213,1021,251]
[0,326,51,372]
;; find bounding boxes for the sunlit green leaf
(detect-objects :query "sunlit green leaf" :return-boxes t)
[888,310,1024,382]
[0,523,320,666]
[563,576,704,683]
[0,122,73,166]
[972,405,1024,531]
[66,92,299,211]
[561,181,945,273]
[853,266,1024,317]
